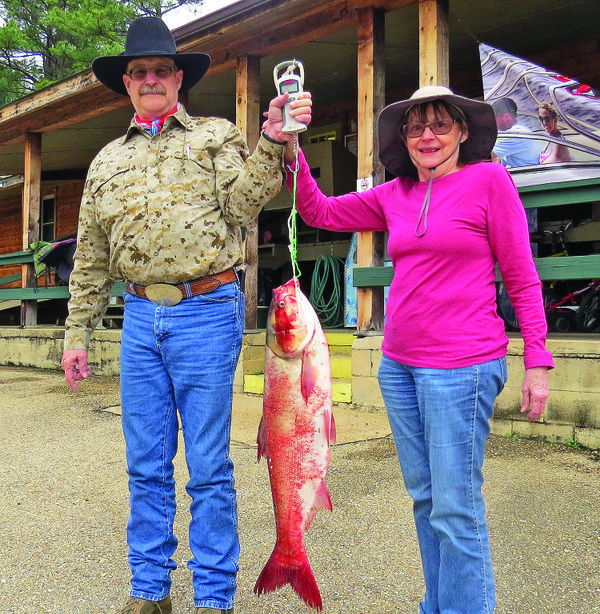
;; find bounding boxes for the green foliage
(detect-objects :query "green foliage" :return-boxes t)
[0,0,205,106]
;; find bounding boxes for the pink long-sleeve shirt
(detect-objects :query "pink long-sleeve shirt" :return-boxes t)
[288,152,554,370]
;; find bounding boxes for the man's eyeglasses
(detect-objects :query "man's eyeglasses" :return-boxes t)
[403,118,457,138]
[538,115,555,124]
[127,65,178,81]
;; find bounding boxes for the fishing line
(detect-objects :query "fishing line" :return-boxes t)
[286,133,301,282]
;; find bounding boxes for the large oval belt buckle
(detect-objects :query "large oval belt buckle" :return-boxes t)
[145,283,183,306]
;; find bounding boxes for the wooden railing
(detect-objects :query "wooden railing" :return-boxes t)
[0,250,125,301]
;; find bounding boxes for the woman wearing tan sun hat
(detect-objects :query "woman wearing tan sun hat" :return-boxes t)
[278,85,554,614]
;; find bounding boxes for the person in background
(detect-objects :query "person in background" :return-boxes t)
[491,97,543,167]
[60,16,311,614]
[274,85,553,614]
[539,102,571,163]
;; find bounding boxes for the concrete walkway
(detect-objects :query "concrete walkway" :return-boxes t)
[0,366,598,614]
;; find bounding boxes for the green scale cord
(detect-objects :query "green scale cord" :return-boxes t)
[286,134,344,327]
[286,133,301,282]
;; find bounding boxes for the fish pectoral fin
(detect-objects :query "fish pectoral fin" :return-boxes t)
[301,351,317,403]
[257,416,267,462]
[304,479,333,532]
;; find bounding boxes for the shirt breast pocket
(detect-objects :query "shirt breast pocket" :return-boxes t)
[92,169,132,229]
[179,150,216,206]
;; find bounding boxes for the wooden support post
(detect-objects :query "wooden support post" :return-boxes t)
[236,55,261,328]
[21,131,42,327]
[356,7,386,333]
[419,0,449,87]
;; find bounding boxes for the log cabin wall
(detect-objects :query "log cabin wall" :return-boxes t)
[53,180,84,239]
[0,179,83,290]
[0,192,25,289]
[1,194,22,257]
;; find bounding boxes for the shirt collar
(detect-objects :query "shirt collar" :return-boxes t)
[123,103,191,141]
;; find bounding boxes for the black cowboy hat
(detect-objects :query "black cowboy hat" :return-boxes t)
[378,86,497,177]
[92,17,211,96]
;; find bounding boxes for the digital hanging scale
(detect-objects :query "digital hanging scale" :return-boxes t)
[273,60,307,134]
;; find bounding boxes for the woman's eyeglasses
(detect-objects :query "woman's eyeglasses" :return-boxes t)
[127,65,177,81]
[403,118,457,138]
[538,115,555,124]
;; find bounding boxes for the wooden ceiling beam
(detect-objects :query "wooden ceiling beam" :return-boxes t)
[0,88,129,146]
[169,0,413,73]
[182,2,355,71]
[0,71,99,123]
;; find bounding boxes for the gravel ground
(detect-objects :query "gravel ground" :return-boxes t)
[0,366,598,614]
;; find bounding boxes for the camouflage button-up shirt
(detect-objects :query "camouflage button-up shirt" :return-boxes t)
[64,105,285,351]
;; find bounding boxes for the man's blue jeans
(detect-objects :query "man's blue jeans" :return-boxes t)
[120,281,244,610]
[378,355,507,614]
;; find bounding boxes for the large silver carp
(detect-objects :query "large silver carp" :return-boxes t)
[254,279,336,611]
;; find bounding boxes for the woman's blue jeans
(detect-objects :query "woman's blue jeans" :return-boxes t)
[378,355,507,614]
[120,281,244,610]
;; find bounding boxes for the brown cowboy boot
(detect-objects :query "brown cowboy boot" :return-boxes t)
[119,596,172,614]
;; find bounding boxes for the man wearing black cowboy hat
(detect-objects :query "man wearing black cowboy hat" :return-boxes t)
[60,16,311,614]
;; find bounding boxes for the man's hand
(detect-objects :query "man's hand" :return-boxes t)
[262,91,312,157]
[61,349,90,391]
[521,366,549,421]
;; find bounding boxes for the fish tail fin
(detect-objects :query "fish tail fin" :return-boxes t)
[254,548,323,611]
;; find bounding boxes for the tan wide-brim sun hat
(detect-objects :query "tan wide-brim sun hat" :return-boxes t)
[378,85,498,177]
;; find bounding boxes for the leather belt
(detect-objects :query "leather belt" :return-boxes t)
[126,268,237,306]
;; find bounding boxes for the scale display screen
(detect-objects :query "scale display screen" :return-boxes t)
[280,79,300,94]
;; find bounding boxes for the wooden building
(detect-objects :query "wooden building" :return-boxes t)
[0,0,599,329]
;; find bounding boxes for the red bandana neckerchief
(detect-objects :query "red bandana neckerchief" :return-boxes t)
[135,105,178,136]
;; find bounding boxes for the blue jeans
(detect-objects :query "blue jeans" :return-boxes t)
[378,355,507,614]
[120,281,244,610]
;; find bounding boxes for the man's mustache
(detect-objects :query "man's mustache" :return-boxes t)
[139,85,167,95]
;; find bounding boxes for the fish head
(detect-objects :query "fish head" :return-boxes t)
[266,279,316,359]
